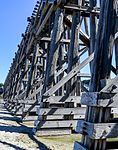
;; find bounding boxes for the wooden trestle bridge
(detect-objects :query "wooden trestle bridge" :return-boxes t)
[3,0,118,149]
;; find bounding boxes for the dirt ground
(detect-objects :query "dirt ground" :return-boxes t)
[0,100,81,150]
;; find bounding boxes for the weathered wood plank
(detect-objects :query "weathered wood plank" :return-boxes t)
[37,107,86,115]
[38,114,85,121]
[64,5,100,15]
[43,8,64,92]
[42,96,81,103]
[76,120,118,139]
[80,92,118,107]
[23,116,38,121]
[36,120,78,129]
[90,0,117,92]
[44,53,94,96]
[101,76,118,93]
[66,7,80,95]
[40,37,70,43]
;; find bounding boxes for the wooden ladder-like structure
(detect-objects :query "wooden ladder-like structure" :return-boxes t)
[3,0,118,146]
[74,0,118,150]
[4,0,92,135]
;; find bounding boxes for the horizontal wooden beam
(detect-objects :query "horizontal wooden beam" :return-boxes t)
[37,107,86,115]
[42,96,81,103]
[81,92,118,107]
[40,37,70,43]
[64,5,100,15]
[76,120,118,139]
[36,120,78,129]
[38,114,85,121]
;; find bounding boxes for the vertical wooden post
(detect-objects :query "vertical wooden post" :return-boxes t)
[83,0,117,149]
[57,45,64,96]
[90,0,116,92]
[115,17,118,74]
[26,44,38,97]
[44,8,64,92]
[13,72,19,98]
[115,38,118,73]
[89,0,96,71]
[66,2,80,96]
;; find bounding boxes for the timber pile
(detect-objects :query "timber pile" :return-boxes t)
[74,0,118,150]
[4,0,94,135]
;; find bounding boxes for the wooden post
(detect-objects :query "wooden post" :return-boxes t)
[57,45,64,96]
[26,44,38,97]
[90,0,116,92]
[82,0,117,149]
[43,8,64,92]
[66,1,81,96]
[89,0,96,71]
[115,16,118,74]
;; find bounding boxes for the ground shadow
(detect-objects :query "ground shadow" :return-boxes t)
[0,111,12,115]
[28,134,51,150]
[0,116,21,121]
[0,141,25,150]
[0,110,51,150]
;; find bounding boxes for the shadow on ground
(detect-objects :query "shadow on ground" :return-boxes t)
[0,141,25,150]
[0,110,51,150]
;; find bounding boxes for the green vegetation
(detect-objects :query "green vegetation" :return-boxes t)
[42,134,81,144]
[107,138,118,141]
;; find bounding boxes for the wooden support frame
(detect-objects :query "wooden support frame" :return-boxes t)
[76,120,118,139]
[4,0,118,142]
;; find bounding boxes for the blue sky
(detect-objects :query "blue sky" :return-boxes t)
[0,0,37,83]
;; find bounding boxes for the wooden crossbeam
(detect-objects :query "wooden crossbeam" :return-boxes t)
[44,53,94,96]
[76,120,118,139]
[37,107,86,115]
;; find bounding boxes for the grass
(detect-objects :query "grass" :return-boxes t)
[41,134,81,144]
[107,138,118,141]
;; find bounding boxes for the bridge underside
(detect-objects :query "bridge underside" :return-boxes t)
[4,0,118,149]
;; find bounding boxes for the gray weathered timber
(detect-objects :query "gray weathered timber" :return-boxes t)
[42,96,81,103]
[37,107,86,115]
[76,0,118,150]
[89,0,96,70]
[76,120,118,139]
[44,8,64,91]
[44,53,94,96]
[38,114,85,120]
[36,120,78,129]
[4,0,118,141]
[101,76,118,93]
[40,37,70,43]
[26,45,38,97]
[64,5,100,15]
[66,3,80,95]
[90,0,116,92]
[80,92,118,107]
